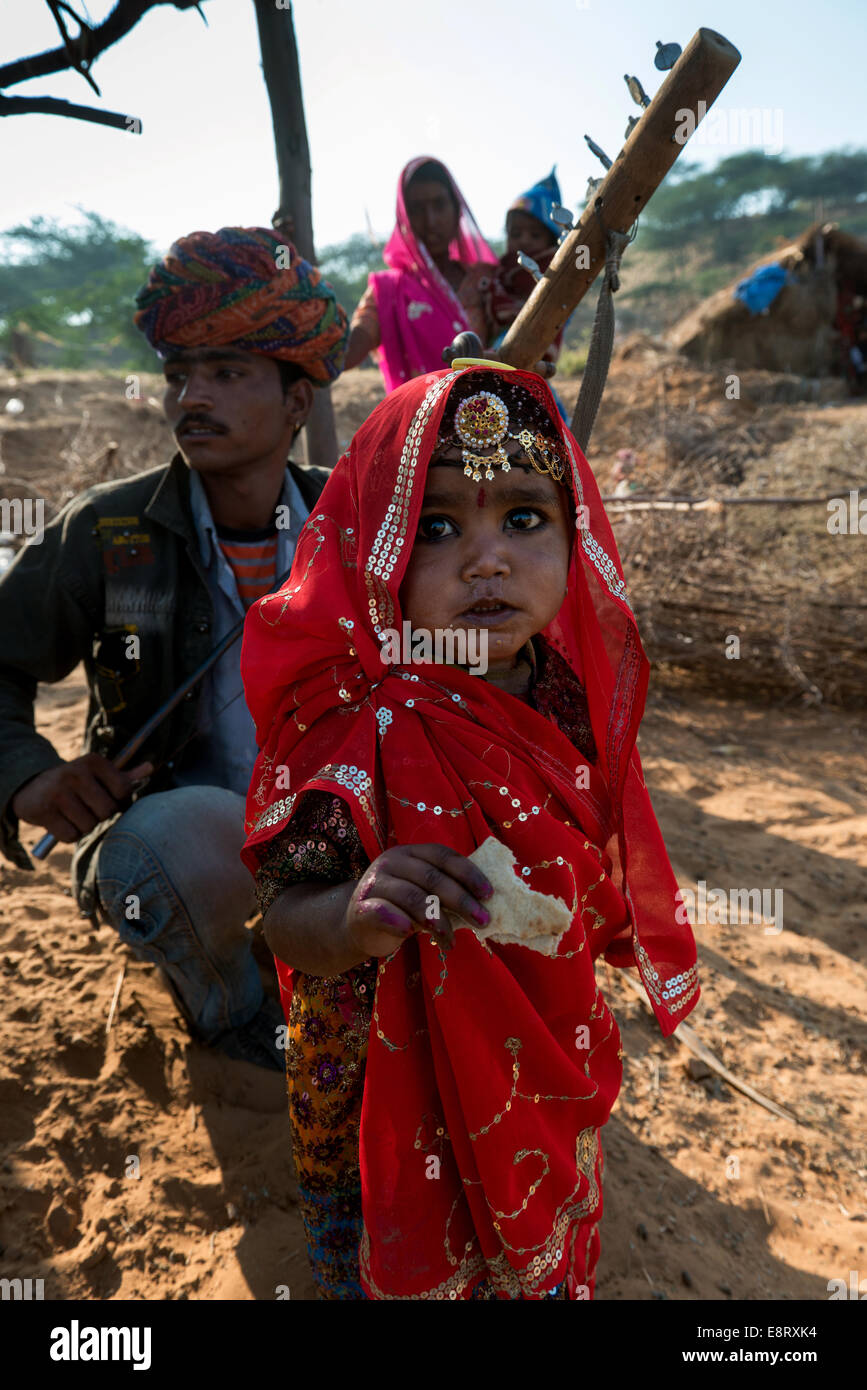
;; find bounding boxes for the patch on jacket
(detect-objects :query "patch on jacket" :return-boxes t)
[96,516,155,576]
[105,583,177,634]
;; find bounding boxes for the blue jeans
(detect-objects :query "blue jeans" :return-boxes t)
[87,786,261,1041]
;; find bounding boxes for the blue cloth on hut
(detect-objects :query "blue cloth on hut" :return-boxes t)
[733,263,789,315]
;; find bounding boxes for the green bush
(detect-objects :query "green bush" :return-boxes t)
[558,347,588,377]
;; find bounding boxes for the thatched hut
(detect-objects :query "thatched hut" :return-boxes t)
[667,223,867,377]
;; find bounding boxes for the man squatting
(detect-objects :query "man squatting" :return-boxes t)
[0,228,348,1070]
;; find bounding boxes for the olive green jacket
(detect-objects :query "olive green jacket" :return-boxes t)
[0,454,327,912]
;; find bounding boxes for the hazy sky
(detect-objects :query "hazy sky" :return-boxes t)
[2,0,865,254]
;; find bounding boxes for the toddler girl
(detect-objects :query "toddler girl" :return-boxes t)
[241,362,699,1300]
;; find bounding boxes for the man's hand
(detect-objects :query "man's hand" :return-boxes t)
[11,754,154,842]
[442,333,557,380]
[479,348,557,380]
[345,843,494,959]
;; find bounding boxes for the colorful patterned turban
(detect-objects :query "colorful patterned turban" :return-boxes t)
[133,227,348,385]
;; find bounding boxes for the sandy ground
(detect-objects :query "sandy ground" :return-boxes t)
[0,673,863,1301]
[1,360,865,1301]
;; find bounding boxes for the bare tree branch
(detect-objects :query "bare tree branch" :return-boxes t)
[47,1,102,96]
[253,0,313,260]
[0,93,139,132]
[0,0,209,93]
[253,0,340,472]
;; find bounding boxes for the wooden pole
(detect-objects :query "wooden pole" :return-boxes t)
[253,0,339,470]
[499,28,741,370]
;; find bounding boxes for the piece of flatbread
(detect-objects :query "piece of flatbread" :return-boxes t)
[449,836,573,956]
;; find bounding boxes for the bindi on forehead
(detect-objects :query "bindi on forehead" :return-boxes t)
[476,487,486,508]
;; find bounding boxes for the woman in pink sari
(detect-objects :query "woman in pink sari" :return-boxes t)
[344,157,498,391]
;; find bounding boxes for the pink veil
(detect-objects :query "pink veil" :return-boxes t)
[371,156,497,391]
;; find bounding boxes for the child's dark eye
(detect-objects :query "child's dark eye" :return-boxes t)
[506,508,545,531]
[417,515,457,541]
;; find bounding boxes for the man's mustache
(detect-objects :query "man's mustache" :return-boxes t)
[176,415,227,433]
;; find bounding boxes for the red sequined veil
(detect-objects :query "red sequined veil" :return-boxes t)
[240,364,700,1299]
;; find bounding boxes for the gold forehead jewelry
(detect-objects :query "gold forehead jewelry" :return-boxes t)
[439,389,567,485]
[454,391,510,480]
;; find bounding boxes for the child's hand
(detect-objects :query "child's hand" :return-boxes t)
[344,843,493,958]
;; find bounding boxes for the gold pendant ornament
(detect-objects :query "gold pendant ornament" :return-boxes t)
[454,391,512,482]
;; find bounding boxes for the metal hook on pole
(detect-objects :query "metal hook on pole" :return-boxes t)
[655,39,682,70]
[517,251,543,282]
[624,73,651,108]
[584,134,613,170]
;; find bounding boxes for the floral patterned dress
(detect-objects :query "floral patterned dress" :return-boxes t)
[254,637,597,1300]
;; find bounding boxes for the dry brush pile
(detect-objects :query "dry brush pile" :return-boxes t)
[560,337,866,708]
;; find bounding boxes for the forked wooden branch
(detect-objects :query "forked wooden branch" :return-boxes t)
[0,0,209,130]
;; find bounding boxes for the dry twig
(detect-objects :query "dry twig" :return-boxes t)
[105,964,126,1037]
[620,971,801,1125]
